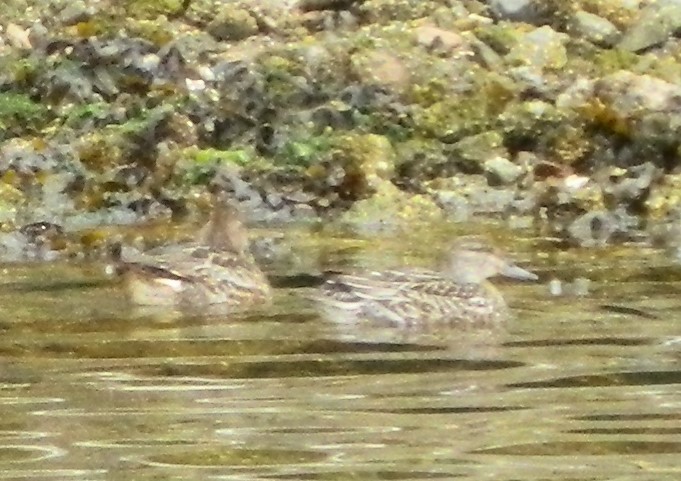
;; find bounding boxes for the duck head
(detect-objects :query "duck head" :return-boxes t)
[445,236,538,284]
[197,195,250,255]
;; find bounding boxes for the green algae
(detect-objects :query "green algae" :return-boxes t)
[279,134,335,168]
[62,102,111,128]
[0,93,51,139]
[123,0,185,19]
[192,148,253,166]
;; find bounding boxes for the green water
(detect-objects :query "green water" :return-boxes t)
[0,225,678,480]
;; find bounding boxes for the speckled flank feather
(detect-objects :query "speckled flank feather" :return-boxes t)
[120,198,271,308]
[312,239,536,326]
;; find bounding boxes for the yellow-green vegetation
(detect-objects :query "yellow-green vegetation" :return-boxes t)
[545,122,592,165]
[279,132,335,167]
[361,0,439,23]
[9,56,43,87]
[591,49,639,74]
[68,16,118,39]
[207,6,259,41]
[341,182,443,227]
[646,173,681,219]
[126,18,175,46]
[76,107,173,170]
[192,148,252,166]
[123,0,185,19]
[77,132,124,171]
[408,77,450,107]
[500,100,566,141]
[413,94,494,141]
[450,130,505,172]
[332,132,396,195]
[0,93,51,138]
[576,97,632,137]
[579,0,641,29]
[474,23,523,56]
[177,148,257,185]
[63,102,110,128]
[258,51,310,106]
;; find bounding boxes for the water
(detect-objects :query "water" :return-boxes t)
[0,227,679,480]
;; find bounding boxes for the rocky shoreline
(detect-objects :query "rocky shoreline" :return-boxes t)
[1,0,681,261]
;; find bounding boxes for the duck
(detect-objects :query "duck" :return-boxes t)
[311,236,537,325]
[117,195,271,308]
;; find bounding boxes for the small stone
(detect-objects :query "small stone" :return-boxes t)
[451,131,506,174]
[571,10,621,47]
[432,190,470,222]
[208,8,259,41]
[291,203,317,219]
[5,23,31,50]
[484,155,524,185]
[568,210,617,247]
[266,192,284,209]
[59,1,94,25]
[28,21,49,51]
[350,49,410,93]
[415,25,466,53]
[548,278,563,296]
[507,26,568,70]
[489,0,540,23]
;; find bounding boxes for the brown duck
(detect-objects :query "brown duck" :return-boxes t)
[312,236,537,325]
[119,198,270,307]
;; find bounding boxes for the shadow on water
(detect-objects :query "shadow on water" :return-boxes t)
[0,228,679,480]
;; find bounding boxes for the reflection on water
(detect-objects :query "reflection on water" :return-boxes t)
[0,228,679,480]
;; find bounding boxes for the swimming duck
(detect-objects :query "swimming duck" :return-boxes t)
[119,197,271,308]
[312,236,537,325]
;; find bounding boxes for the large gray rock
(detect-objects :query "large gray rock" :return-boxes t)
[507,26,568,70]
[619,1,681,52]
[489,0,540,23]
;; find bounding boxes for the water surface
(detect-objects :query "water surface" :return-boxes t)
[0,226,679,480]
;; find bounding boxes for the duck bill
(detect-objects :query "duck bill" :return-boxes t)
[501,263,538,281]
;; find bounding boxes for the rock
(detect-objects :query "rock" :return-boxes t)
[350,49,411,93]
[415,25,467,55]
[619,1,681,52]
[503,99,564,129]
[548,278,563,296]
[601,162,659,207]
[27,21,49,51]
[5,23,31,50]
[426,175,517,216]
[208,7,259,42]
[431,190,470,222]
[489,0,540,23]
[449,130,506,174]
[59,1,94,25]
[594,70,681,118]
[484,155,524,185]
[335,133,396,196]
[555,77,595,110]
[646,173,681,218]
[571,10,621,47]
[341,182,443,233]
[507,26,568,70]
[298,0,362,12]
[567,210,617,247]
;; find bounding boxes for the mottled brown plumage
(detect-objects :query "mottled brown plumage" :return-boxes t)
[120,199,270,308]
[312,237,537,325]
